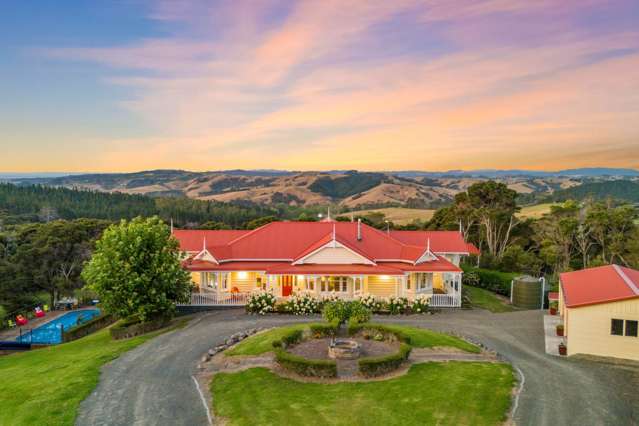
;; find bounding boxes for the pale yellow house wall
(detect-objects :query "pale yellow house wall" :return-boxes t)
[301,246,370,264]
[229,271,260,293]
[191,272,201,289]
[367,276,398,298]
[565,298,639,361]
[433,273,444,291]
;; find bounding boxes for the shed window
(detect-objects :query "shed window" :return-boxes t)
[611,319,624,336]
[625,320,638,337]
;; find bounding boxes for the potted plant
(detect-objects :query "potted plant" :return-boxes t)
[549,301,558,315]
[558,342,567,356]
[556,324,564,336]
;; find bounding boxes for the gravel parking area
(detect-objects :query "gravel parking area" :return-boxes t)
[76,309,639,426]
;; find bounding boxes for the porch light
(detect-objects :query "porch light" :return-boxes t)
[238,271,248,279]
[380,275,390,280]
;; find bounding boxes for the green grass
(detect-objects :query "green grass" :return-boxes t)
[225,324,310,356]
[212,363,514,426]
[226,323,479,355]
[465,286,516,313]
[0,325,176,425]
[374,324,480,353]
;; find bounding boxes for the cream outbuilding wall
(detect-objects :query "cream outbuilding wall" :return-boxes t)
[564,298,639,361]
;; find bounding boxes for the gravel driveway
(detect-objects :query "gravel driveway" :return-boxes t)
[76,309,639,426]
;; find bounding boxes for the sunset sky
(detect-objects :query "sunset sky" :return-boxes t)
[1,0,638,172]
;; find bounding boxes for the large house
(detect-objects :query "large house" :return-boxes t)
[173,219,479,308]
[559,264,639,361]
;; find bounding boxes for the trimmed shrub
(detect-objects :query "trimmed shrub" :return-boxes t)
[349,323,411,345]
[387,296,409,315]
[359,343,412,377]
[274,348,337,378]
[246,291,277,315]
[110,317,169,340]
[322,300,350,324]
[349,301,372,323]
[358,295,384,312]
[62,313,115,343]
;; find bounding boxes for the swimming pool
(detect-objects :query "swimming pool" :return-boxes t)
[15,309,101,344]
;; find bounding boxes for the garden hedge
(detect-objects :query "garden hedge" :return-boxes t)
[348,323,411,345]
[110,317,170,340]
[358,343,412,377]
[462,266,518,296]
[309,322,339,338]
[62,313,115,343]
[274,348,337,378]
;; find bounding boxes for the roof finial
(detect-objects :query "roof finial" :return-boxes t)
[170,217,174,234]
[459,219,462,234]
[332,223,337,247]
[427,237,431,252]
[327,206,331,221]
[202,236,207,251]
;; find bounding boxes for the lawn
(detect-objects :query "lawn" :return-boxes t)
[225,323,311,356]
[465,286,516,313]
[0,326,174,425]
[226,323,479,355]
[212,363,514,426]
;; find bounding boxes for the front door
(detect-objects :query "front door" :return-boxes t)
[282,276,294,296]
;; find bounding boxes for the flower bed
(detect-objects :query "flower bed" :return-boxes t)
[283,293,320,315]
[246,291,277,315]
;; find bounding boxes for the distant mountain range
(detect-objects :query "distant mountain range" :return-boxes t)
[2,168,637,208]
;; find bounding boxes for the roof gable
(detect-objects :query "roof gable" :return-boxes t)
[560,264,639,308]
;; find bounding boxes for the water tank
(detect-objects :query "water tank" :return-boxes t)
[511,276,542,309]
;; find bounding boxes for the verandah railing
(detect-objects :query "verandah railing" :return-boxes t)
[179,292,249,306]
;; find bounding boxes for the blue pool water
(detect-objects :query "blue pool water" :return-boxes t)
[15,309,101,344]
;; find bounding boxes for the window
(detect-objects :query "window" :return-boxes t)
[305,278,315,291]
[625,320,638,337]
[611,319,624,336]
[354,277,362,293]
[416,273,431,292]
[320,276,348,293]
[406,275,411,290]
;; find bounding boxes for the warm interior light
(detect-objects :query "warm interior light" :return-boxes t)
[238,271,248,279]
[380,275,390,280]
[297,275,305,281]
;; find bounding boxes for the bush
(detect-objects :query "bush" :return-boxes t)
[284,293,320,315]
[358,295,384,312]
[462,266,518,296]
[358,343,412,377]
[274,348,337,378]
[309,322,339,338]
[62,313,115,343]
[348,323,411,345]
[322,300,350,324]
[410,296,429,314]
[387,296,409,315]
[348,301,372,324]
[246,291,277,315]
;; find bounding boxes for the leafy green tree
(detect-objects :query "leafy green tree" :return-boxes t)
[12,219,108,308]
[82,217,192,321]
[245,215,278,230]
[197,221,231,230]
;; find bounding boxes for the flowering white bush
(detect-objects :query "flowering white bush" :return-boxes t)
[411,296,429,314]
[245,291,277,315]
[320,293,340,304]
[358,294,384,312]
[387,296,409,315]
[285,292,320,315]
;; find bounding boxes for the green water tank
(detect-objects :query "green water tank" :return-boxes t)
[511,276,542,309]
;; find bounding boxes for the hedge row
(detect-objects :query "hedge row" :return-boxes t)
[274,348,337,378]
[347,323,411,345]
[358,343,412,377]
[110,317,170,340]
[462,266,518,296]
[62,313,115,343]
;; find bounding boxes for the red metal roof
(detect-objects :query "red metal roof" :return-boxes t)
[265,264,403,275]
[175,221,473,271]
[560,265,639,308]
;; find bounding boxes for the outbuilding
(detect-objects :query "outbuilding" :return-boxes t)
[559,264,639,361]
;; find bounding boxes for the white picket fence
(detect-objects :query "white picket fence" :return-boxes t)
[180,292,249,306]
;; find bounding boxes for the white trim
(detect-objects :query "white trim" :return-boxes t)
[194,248,218,264]
[292,240,375,265]
[218,258,293,262]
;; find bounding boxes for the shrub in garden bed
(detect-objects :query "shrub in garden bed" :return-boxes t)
[283,293,320,315]
[358,295,384,312]
[358,343,412,377]
[309,322,339,338]
[272,328,304,349]
[387,296,409,314]
[246,291,277,315]
[410,296,429,314]
[274,348,337,378]
[348,323,411,345]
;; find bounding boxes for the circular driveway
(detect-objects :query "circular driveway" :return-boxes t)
[76,309,639,426]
